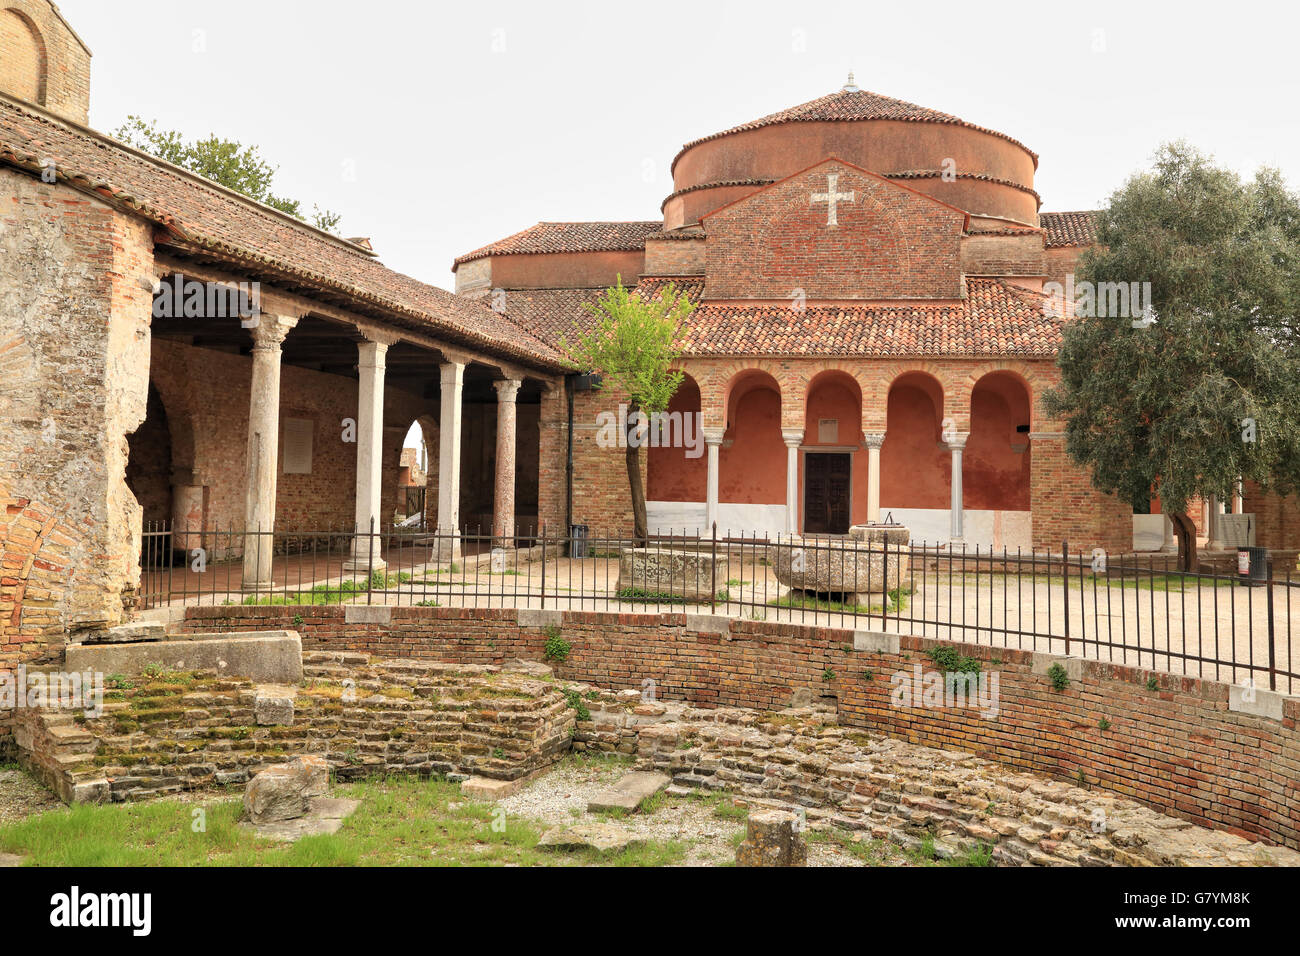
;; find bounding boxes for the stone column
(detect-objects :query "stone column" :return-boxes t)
[1234,477,1244,516]
[782,428,803,535]
[170,475,204,558]
[1161,513,1177,553]
[703,427,725,533]
[436,362,465,561]
[1208,493,1224,550]
[492,379,522,544]
[948,432,968,544]
[864,432,885,524]
[242,314,298,590]
[344,338,389,572]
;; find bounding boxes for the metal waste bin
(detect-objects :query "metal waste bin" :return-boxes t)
[1237,546,1269,586]
[569,524,589,559]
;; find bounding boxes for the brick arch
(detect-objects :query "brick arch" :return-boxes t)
[790,361,872,406]
[0,7,48,106]
[867,361,961,430]
[0,482,88,665]
[686,360,797,429]
[956,361,1047,425]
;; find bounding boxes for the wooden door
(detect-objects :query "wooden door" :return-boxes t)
[804,453,851,534]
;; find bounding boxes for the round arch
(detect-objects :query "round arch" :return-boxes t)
[647,372,706,503]
[720,369,785,509]
[965,370,1032,510]
[1,8,48,105]
[881,371,949,511]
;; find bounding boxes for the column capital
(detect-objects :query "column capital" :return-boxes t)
[863,432,886,449]
[440,361,465,386]
[493,378,522,402]
[703,426,726,446]
[357,325,402,347]
[945,432,969,450]
[249,313,298,351]
[781,427,804,448]
[357,338,389,367]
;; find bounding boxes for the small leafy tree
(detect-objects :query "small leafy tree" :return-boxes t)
[113,115,342,233]
[1043,142,1300,563]
[561,277,695,543]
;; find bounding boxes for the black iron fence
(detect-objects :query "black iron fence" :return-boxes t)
[139,521,1298,694]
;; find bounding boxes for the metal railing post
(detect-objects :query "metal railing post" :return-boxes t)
[1062,540,1071,657]
[710,522,717,614]
[1267,555,1277,691]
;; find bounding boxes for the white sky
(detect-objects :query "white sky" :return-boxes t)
[59,0,1300,297]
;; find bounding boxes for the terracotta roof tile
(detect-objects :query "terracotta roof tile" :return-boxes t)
[680,278,1062,357]
[1039,210,1098,248]
[490,287,606,347]
[0,95,563,370]
[453,221,662,268]
[492,277,706,348]
[501,277,1059,359]
[673,88,1038,172]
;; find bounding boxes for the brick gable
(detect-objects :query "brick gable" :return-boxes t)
[703,159,967,301]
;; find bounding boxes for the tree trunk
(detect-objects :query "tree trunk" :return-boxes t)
[626,402,648,545]
[1169,510,1196,572]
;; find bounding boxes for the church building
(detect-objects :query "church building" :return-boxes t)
[454,75,1121,552]
[2,0,1297,666]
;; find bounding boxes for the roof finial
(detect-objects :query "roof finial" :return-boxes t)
[842,71,859,93]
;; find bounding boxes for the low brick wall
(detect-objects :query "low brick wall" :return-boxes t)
[178,603,1300,850]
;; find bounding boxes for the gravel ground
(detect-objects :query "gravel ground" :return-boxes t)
[494,754,882,867]
[0,766,60,827]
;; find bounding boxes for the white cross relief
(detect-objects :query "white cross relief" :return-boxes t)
[811,173,855,226]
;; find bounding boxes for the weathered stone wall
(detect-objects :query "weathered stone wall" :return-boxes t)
[0,168,153,653]
[180,604,1300,850]
[574,693,1297,866]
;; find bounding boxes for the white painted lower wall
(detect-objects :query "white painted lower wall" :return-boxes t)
[884,508,1032,552]
[647,501,787,539]
[649,501,1031,549]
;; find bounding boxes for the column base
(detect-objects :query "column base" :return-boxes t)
[241,579,274,594]
[342,555,387,574]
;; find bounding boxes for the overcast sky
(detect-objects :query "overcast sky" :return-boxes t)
[59,0,1300,292]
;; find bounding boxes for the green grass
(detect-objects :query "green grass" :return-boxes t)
[241,571,413,606]
[768,594,877,614]
[768,587,912,615]
[0,775,687,867]
[614,587,723,605]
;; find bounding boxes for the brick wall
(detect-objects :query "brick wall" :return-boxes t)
[149,339,431,542]
[0,0,91,125]
[1030,434,1132,553]
[180,604,1300,849]
[704,161,966,301]
[0,169,152,645]
[643,235,705,275]
[569,386,641,536]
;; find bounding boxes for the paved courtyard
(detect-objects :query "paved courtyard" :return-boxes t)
[146,547,1299,694]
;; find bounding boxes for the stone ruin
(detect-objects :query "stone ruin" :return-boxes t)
[14,645,574,805]
[774,523,910,607]
[616,546,728,600]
